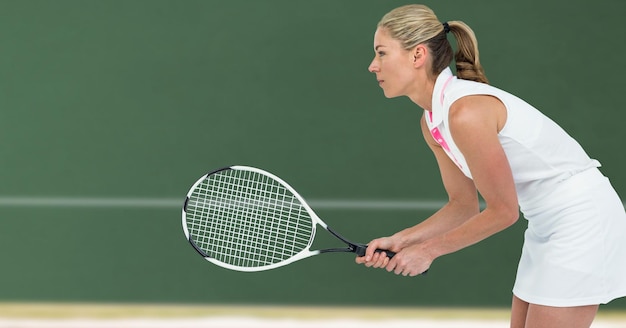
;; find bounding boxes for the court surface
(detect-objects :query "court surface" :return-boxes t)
[0,304,624,328]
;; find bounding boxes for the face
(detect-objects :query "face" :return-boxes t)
[368,28,417,98]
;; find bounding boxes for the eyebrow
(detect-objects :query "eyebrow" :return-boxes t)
[375,45,385,51]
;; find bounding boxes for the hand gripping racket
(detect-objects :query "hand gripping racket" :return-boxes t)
[182,165,395,272]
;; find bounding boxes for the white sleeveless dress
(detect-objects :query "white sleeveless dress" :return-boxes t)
[424,68,626,306]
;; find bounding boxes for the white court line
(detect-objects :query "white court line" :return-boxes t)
[0,197,622,211]
[0,196,446,210]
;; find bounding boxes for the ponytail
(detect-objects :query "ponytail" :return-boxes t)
[447,21,489,84]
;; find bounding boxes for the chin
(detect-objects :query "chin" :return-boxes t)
[383,90,400,98]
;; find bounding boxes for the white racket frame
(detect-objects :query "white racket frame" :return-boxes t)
[182,165,336,272]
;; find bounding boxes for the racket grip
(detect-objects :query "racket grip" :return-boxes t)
[375,248,396,258]
[354,244,395,258]
[355,244,428,275]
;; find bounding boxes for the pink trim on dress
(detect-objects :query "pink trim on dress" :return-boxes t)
[428,75,463,169]
[439,75,454,106]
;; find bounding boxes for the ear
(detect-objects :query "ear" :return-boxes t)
[411,44,428,68]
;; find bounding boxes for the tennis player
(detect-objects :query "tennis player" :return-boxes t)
[355,4,626,327]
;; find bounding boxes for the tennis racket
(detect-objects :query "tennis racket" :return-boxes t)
[182,165,395,272]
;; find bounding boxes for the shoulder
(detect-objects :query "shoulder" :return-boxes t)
[449,95,504,133]
[449,95,493,122]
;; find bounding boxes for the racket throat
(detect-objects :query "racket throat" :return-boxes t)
[324,226,368,256]
[349,243,368,257]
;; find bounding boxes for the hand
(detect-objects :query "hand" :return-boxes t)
[355,236,398,268]
[355,238,431,277]
[385,243,432,277]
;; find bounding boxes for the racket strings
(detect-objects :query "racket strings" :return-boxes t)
[185,169,314,268]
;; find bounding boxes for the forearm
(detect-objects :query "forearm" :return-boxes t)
[422,206,519,260]
[394,200,479,248]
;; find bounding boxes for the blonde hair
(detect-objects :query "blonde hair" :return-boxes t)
[377,4,488,84]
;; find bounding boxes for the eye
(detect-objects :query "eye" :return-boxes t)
[377,51,386,57]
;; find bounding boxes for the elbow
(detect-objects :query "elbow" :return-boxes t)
[487,203,520,228]
[500,205,520,228]
[506,208,520,227]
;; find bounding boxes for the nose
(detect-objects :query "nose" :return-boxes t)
[368,57,379,73]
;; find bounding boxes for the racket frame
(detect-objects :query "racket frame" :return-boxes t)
[182,165,368,272]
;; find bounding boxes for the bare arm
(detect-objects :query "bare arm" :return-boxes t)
[419,95,519,259]
[390,115,480,246]
[357,95,519,276]
[355,115,479,266]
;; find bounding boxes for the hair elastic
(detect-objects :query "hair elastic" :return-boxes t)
[442,22,450,34]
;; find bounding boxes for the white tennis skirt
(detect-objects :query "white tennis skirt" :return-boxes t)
[513,168,626,307]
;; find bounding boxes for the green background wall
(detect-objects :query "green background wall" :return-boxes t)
[0,0,624,309]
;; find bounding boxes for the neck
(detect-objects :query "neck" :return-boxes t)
[407,75,436,112]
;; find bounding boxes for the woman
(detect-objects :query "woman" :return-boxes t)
[355,4,626,327]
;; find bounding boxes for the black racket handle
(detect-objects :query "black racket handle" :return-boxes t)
[375,248,396,258]
[354,244,395,258]
[354,244,428,275]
